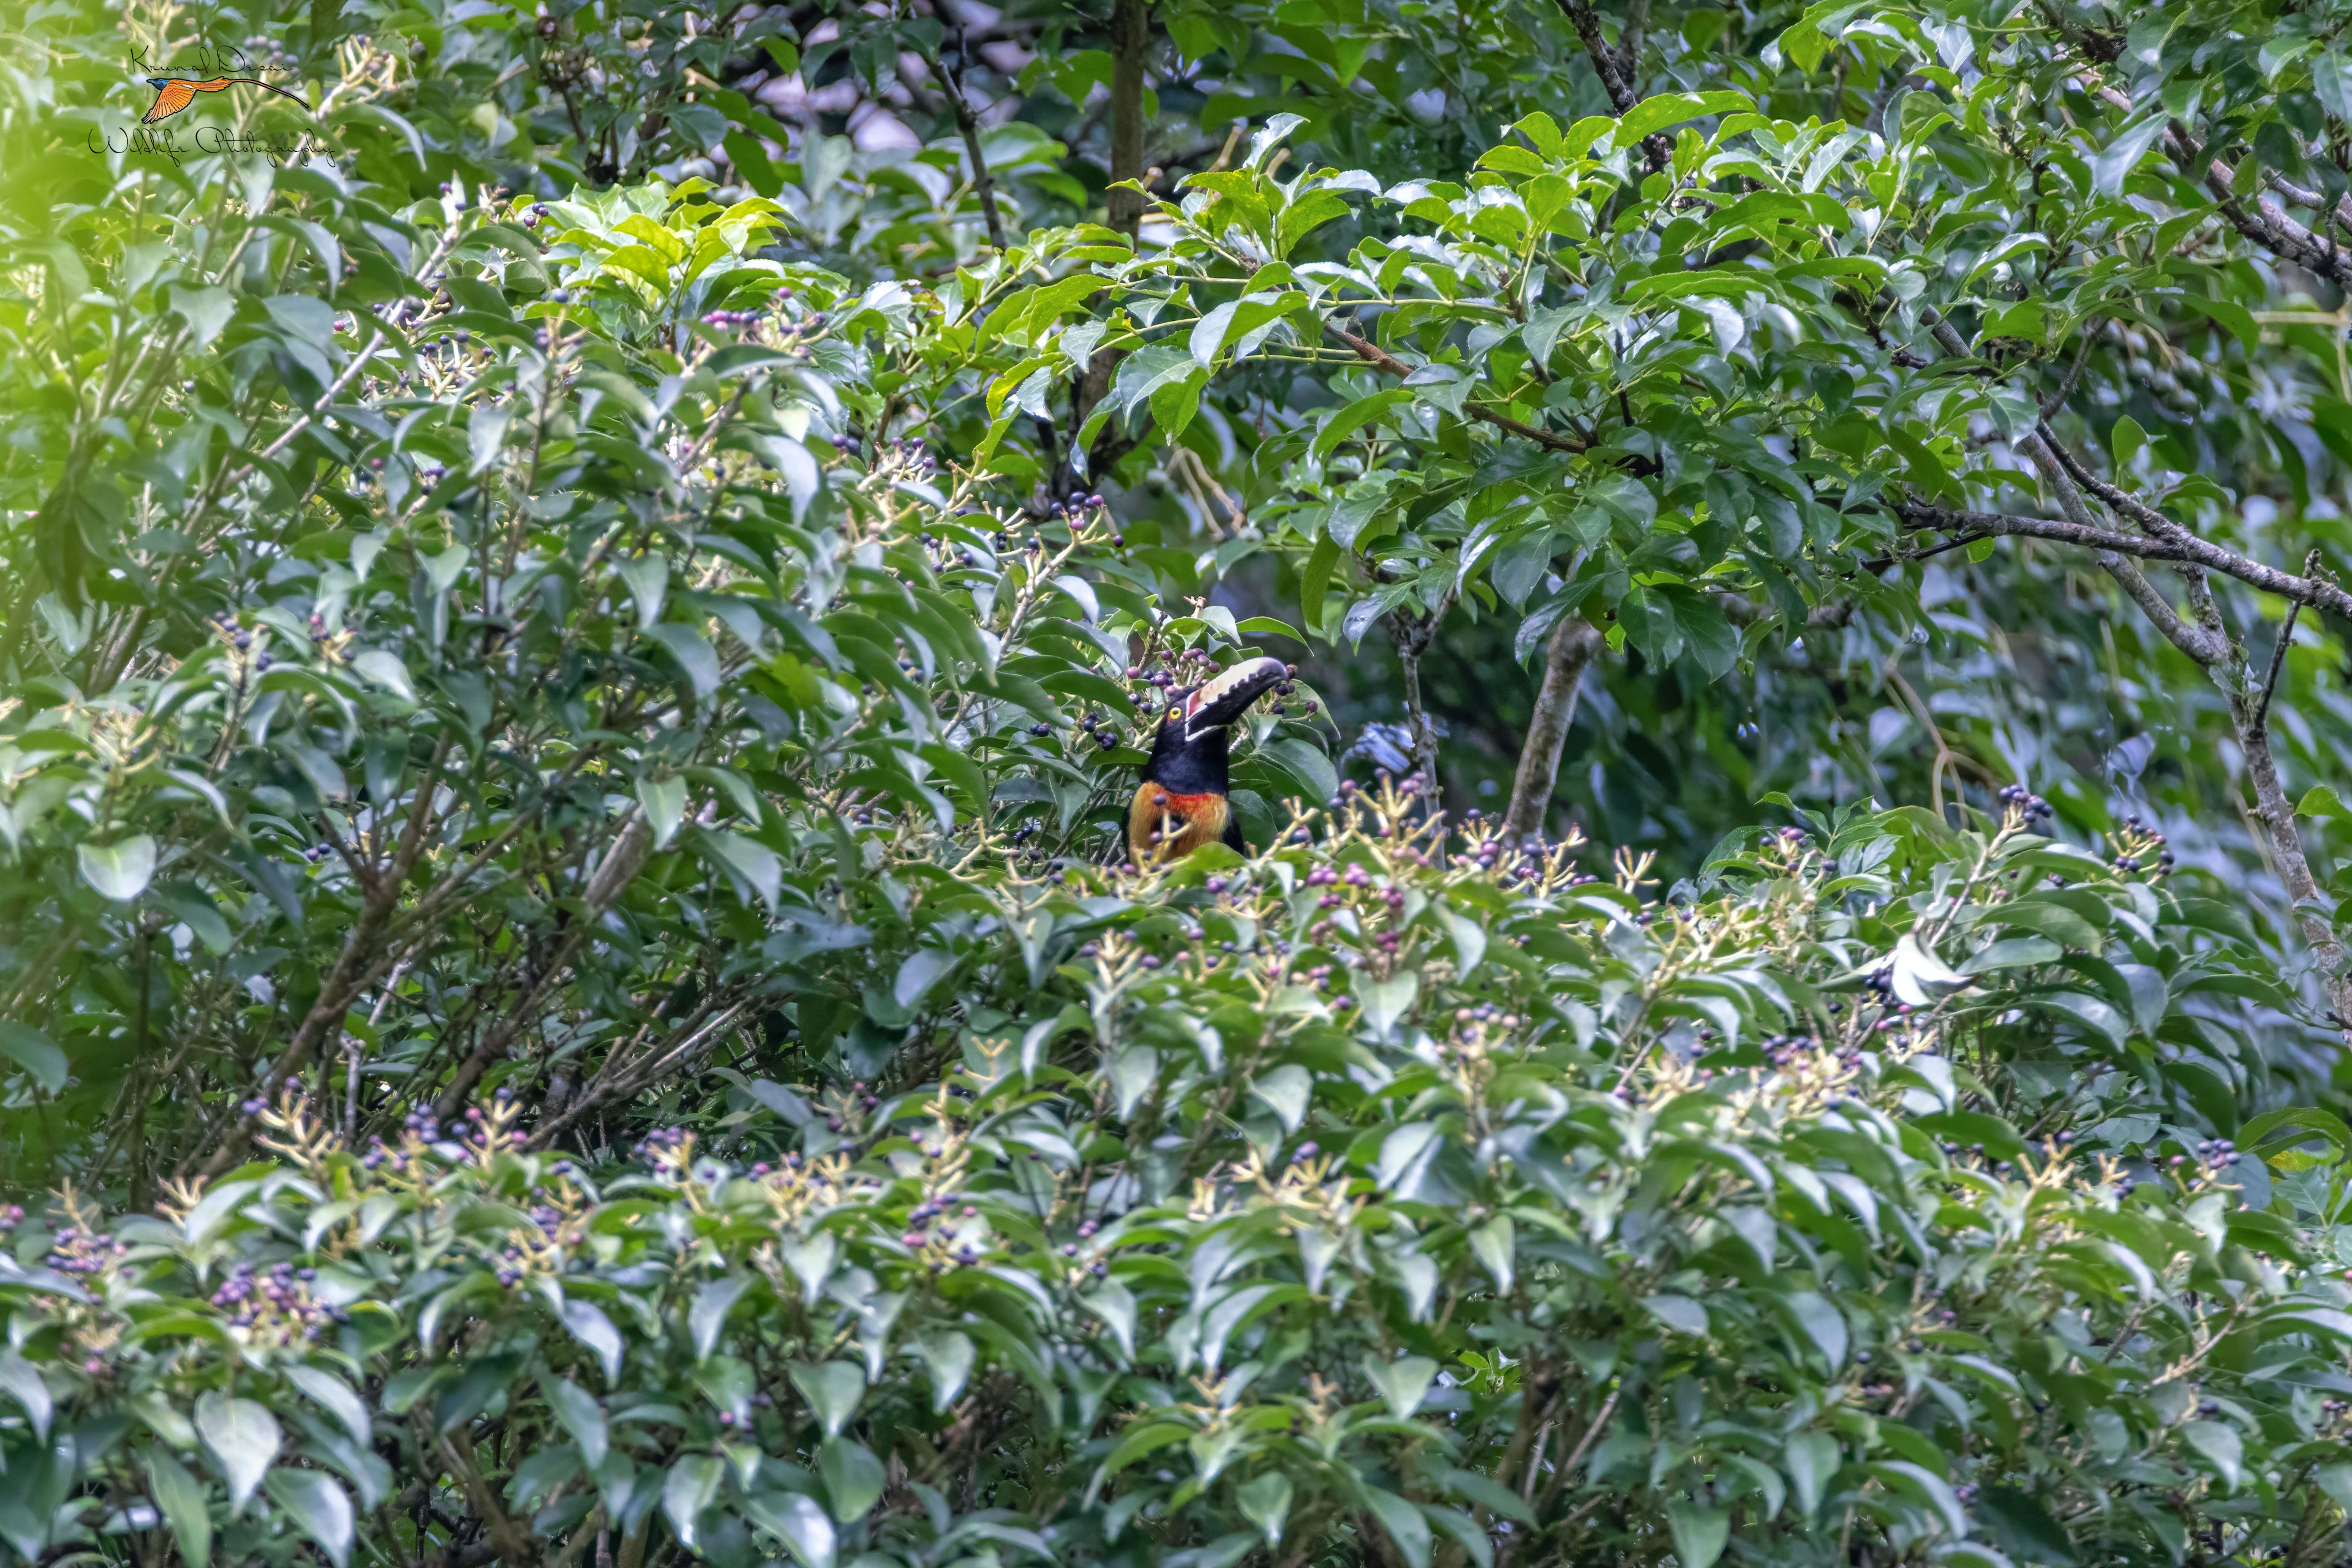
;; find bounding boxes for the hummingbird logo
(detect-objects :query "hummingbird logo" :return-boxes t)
[141,74,307,124]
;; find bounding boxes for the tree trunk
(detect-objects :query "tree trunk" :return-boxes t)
[1104,0,1148,240]
[1504,616,1601,842]
[1076,0,1150,442]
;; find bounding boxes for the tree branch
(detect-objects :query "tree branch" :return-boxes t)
[933,34,1007,250]
[2230,676,2352,1048]
[2167,122,2352,292]
[1074,0,1150,459]
[2100,552,2230,665]
[2040,432,2195,543]
[1387,581,1461,801]
[1324,322,1589,453]
[195,732,454,1177]
[1504,615,1601,841]
[2252,554,2321,736]
[1548,0,1670,170]
[1894,502,2352,623]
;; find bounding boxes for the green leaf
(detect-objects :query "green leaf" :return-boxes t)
[145,1449,213,1568]
[467,403,512,476]
[1363,1489,1432,1568]
[2092,115,2169,194]
[663,1455,725,1547]
[541,1376,608,1468]
[647,623,721,699]
[789,1362,865,1438]
[1978,1485,2076,1566]
[1469,1215,1515,1293]
[1360,970,1419,1035]
[79,835,157,902]
[2109,413,2147,472]
[264,1469,353,1568]
[170,284,236,349]
[1442,1468,1535,1527]
[1784,1431,1839,1517]
[195,1393,281,1515]
[2179,295,2259,353]
[2034,990,2128,1047]
[349,649,417,701]
[746,1491,835,1568]
[1259,736,1338,804]
[1248,1063,1313,1133]
[690,1274,752,1360]
[819,1438,884,1521]
[911,1329,974,1412]
[1311,388,1415,461]
[639,774,688,850]
[282,1365,370,1447]
[1668,1505,1729,1568]
[2314,52,2352,122]
[1238,1471,1293,1545]
[1645,1294,1709,1335]
[0,1024,67,1095]
[560,1298,625,1385]
[1618,90,1752,144]
[1780,1291,1847,1368]
[2299,783,2352,821]
[0,1353,51,1439]
[1362,1354,1439,1420]
[2182,1420,2242,1490]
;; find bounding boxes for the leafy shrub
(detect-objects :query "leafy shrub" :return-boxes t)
[10,0,2352,1566]
[9,797,2352,1568]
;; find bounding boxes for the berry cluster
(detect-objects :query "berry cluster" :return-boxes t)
[210,1259,342,1338]
[208,609,277,671]
[633,1124,693,1158]
[45,1225,127,1276]
[1760,1033,1831,1068]
[2110,812,2176,872]
[360,1106,447,1169]
[876,435,940,478]
[2169,1136,2239,1172]
[1996,783,2055,823]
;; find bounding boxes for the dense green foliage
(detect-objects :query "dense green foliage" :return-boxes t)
[9,0,2352,1566]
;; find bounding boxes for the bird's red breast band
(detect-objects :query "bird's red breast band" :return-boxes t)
[1128,785,1230,865]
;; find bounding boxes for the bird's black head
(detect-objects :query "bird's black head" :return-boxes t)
[1139,655,1287,796]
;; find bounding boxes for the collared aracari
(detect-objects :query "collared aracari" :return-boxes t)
[1128,655,1291,865]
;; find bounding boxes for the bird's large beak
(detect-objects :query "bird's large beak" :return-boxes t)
[1177,655,1287,741]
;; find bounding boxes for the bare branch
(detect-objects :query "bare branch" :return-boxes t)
[2040,433,2195,543]
[2168,122,2352,292]
[1894,502,2352,623]
[2100,552,2228,665]
[2230,681,2352,1048]
[929,31,1008,250]
[1505,615,1602,841]
[2252,554,2320,733]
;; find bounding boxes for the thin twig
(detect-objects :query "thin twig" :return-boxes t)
[2250,554,2316,732]
[1325,322,1588,453]
[932,33,1007,249]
